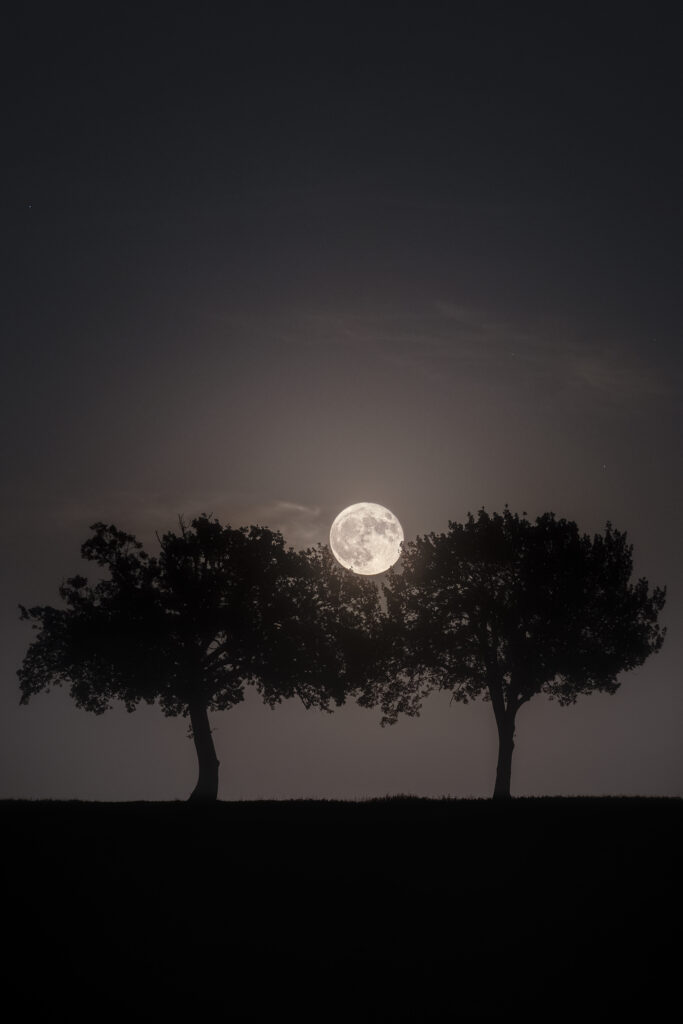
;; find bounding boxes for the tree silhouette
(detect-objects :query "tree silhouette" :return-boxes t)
[371,509,666,798]
[18,515,380,801]
[257,541,385,710]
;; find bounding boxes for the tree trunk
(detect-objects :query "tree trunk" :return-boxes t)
[493,712,516,800]
[187,701,220,803]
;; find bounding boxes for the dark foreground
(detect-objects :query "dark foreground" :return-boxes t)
[4,797,681,1019]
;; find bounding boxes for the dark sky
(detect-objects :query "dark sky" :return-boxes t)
[2,5,681,799]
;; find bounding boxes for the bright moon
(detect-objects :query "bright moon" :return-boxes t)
[329,502,404,575]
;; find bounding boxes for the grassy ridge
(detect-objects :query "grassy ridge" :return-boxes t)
[4,797,681,1018]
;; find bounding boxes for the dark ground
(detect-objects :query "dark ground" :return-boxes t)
[3,797,680,1019]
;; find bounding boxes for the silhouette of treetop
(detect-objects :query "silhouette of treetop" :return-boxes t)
[18,514,381,801]
[371,508,666,797]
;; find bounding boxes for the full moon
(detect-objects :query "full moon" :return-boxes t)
[329,502,404,575]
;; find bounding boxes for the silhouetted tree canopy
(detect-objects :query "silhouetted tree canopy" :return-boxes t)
[18,515,381,801]
[370,508,666,798]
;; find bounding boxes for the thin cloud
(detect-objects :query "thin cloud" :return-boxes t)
[245,499,326,549]
[51,492,327,551]
[202,302,672,411]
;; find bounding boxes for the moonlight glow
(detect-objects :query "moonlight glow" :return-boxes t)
[329,502,404,575]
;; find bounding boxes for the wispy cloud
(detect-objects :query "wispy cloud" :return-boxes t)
[50,492,327,551]
[318,301,672,411]
[241,499,326,549]
[208,301,673,412]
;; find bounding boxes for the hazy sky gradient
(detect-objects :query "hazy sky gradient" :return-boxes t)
[3,5,681,799]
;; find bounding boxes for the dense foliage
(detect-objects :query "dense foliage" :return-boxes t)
[372,508,666,796]
[18,516,381,799]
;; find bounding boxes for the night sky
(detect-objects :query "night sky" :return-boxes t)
[3,5,681,800]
